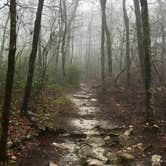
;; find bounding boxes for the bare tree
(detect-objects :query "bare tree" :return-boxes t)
[21,0,44,114]
[0,0,17,162]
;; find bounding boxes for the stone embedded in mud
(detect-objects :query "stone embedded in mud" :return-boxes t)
[49,161,58,166]
[52,142,76,152]
[151,154,162,166]
[119,127,134,145]
[87,137,105,146]
[104,136,111,141]
[73,94,91,99]
[90,98,97,102]
[117,152,136,166]
[86,159,104,165]
[106,152,118,164]
[7,141,13,148]
[79,145,107,162]
[132,143,143,150]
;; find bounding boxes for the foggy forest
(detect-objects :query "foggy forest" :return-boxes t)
[0,0,165,165]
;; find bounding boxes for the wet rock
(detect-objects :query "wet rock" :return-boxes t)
[126,147,132,151]
[119,127,133,145]
[87,137,105,146]
[49,161,58,166]
[90,98,97,102]
[151,154,162,166]
[7,141,13,148]
[86,159,104,165]
[79,145,107,161]
[52,142,76,152]
[132,143,143,150]
[104,136,111,141]
[117,152,136,166]
[73,94,91,99]
[106,152,118,164]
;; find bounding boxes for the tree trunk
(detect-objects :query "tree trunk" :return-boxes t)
[133,0,145,83]
[100,0,106,92]
[157,0,165,84]
[0,14,9,66]
[140,0,155,122]
[86,6,93,81]
[21,0,44,114]
[123,0,130,87]
[0,0,16,162]
[60,0,67,78]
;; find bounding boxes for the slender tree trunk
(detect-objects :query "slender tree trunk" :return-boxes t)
[157,0,165,84]
[70,34,74,64]
[86,6,93,81]
[133,0,145,83]
[105,23,112,78]
[100,0,106,92]
[0,14,9,66]
[0,0,16,162]
[100,0,112,78]
[161,24,165,84]
[123,0,130,87]
[60,0,67,78]
[21,0,44,114]
[55,9,63,71]
[119,30,125,72]
[140,0,155,122]
[38,31,42,67]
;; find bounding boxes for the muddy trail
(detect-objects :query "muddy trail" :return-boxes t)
[18,84,151,166]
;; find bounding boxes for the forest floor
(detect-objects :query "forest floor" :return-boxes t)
[0,83,165,166]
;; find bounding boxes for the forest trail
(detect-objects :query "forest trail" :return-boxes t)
[55,83,120,165]
[19,83,126,166]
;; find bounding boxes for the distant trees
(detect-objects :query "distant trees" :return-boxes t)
[100,0,106,92]
[140,0,155,122]
[0,0,17,162]
[123,0,130,87]
[21,0,44,115]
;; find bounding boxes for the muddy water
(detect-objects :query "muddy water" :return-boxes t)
[50,84,117,166]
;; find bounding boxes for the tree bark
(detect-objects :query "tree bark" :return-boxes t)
[0,0,16,162]
[21,0,44,114]
[140,0,155,122]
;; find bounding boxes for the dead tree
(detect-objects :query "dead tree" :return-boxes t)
[21,0,44,115]
[0,0,17,162]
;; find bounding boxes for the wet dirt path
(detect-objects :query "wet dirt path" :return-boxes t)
[52,83,120,166]
[19,84,122,166]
